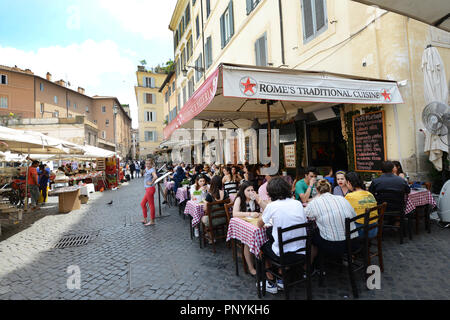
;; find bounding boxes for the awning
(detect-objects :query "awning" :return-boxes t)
[164,63,403,139]
[350,0,450,32]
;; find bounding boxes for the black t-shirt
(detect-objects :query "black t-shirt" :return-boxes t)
[205,191,229,203]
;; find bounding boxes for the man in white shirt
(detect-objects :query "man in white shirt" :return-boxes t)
[257,177,308,294]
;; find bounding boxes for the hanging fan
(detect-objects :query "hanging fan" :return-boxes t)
[422,101,450,135]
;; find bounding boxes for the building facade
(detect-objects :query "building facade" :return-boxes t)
[168,0,450,179]
[135,67,167,157]
[0,65,132,158]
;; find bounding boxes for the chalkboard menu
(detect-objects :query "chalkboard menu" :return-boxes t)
[352,110,386,172]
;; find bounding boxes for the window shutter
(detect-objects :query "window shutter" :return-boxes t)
[229,1,234,37]
[260,33,267,66]
[154,131,158,142]
[152,111,156,122]
[315,0,326,32]
[246,0,252,14]
[302,0,314,40]
[255,37,261,66]
[151,77,155,88]
[144,93,147,104]
[220,15,225,48]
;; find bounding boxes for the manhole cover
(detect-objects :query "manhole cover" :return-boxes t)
[54,231,99,249]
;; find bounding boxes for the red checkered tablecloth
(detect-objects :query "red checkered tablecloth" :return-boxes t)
[176,187,188,202]
[405,189,436,214]
[184,200,205,227]
[164,181,175,191]
[226,217,268,256]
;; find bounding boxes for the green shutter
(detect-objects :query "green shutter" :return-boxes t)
[229,1,234,38]
[246,0,252,14]
[220,15,225,48]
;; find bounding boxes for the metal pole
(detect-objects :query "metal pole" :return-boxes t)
[24,148,29,211]
[267,103,271,158]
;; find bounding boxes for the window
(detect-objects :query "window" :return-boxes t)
[246,0,261,15]
[175,59,179,76]
[301,0,327,43]
[145,93,155,104]
[0,96,8,109]
[220,1,234,48]
[145,131,157,142]
[255,33,268,66]
[94,120,97,124]
[183,86,187,106]
[102,106,106,113]
[102,131,106,139]
[73,103,77,109]
[193,0,196,5]
[54,96,58,104]
[0,75,7,85]
[168,86,172,96]
[177,94,181,111]
[144,77,155,88]
[196,16,200,39]
[185,3,191,25]
[172,82,176,92]
[40,83,44,91]
[205,36,213,69]
[188,78,194,98]
[174,30,179,50]
[40,103,44,114]
[106,119,110,126]
[165,90,169,103]
[54,110,59,118]
[206,0,211,18]
[85,106,89,113]
[145,111,156,122]
[66,99,71,108]
[68,114,72,118]
[195,53,203,82]
[181,48,186,73]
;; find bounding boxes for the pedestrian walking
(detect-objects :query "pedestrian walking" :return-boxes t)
[28,160,40,211]
[141,158,158,226]
[130,161,136,179]
[135,160,141,178]
[38,164,49,204]
[140,160,145,177]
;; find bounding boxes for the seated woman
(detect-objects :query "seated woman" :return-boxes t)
[256,177,308,294]
[345,172,379,238]
[333,170,350,197]
[392,161,406,180]
[190,174,209,203]
[198,175,230,238]
[222,166,239,196]
[234,181,268,276]
[305,180,358,258]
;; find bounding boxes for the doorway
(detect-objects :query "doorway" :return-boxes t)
[306,118,348,173]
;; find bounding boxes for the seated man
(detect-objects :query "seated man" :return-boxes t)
[369,161,410,213]
[294,167,318,203]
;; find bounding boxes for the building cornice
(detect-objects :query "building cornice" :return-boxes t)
[169,0,189,31]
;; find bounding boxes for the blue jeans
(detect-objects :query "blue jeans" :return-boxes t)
[355,223,378,238]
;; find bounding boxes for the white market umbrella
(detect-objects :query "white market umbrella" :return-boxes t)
[422,45,449,171]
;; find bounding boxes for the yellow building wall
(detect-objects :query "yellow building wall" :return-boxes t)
[135,71,167,156]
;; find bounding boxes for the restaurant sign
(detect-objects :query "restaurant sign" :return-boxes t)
[223,67,403,105]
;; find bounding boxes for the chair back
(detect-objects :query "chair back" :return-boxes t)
[372,190,406,214]
[276,221,314,267]
[205,198,231,228]
[365,202,387,238]
[224,201,234,223]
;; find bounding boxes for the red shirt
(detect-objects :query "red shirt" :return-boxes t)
[28,167,38,185]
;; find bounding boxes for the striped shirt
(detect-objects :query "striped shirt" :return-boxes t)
[224,181,238,195]
[305,193,357,241]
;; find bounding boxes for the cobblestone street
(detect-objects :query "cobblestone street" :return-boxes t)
[0,178,449,300]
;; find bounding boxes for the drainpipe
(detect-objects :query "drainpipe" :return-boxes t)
[278,0,286,65]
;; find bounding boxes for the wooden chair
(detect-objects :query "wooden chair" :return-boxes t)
[317,212,369,299]
[374,191,411,244]
[366,203,387,272]
[224,201,249,276]
[199,199,230,253]
[258,221,314,300]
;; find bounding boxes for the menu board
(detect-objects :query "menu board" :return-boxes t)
[352,111,386,172]
[284,143,296,168]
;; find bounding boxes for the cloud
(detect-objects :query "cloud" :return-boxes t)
[0,40,140,128]
[98,0,178,40]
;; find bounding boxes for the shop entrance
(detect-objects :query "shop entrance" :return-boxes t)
[306,116,348,173]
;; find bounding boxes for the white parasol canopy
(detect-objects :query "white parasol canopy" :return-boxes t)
[422,45,449,171]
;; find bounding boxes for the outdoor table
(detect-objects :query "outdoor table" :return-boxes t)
[405,189,436,215]
[48,186,81,214]
[176,187,188,203]
[184,200,205,227]
[226,217,268,276]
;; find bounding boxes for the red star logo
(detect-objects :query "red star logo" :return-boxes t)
[381,89,391,101]
[241,78,257,95]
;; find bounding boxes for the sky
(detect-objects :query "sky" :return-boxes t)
[0,0,178,128]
